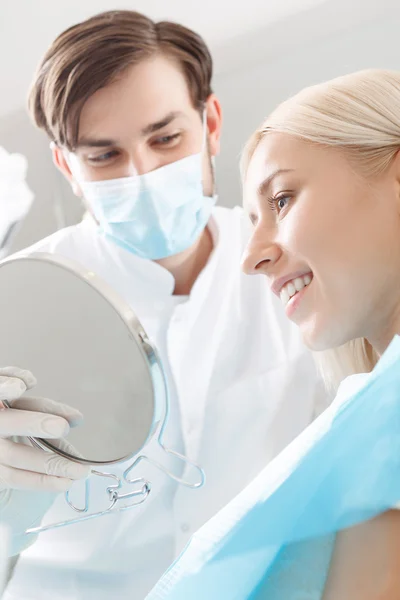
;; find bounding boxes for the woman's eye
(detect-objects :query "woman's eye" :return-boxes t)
[267,194,292,214]
[277,196,290,211]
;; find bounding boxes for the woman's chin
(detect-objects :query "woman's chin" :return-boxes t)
[300,324,351,352]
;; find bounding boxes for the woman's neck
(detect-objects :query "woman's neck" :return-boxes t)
[367,301,400,356]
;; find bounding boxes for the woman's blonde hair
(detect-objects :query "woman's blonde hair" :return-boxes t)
[241,69,400,391]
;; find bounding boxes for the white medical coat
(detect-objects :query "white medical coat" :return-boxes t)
[4,206,326,599]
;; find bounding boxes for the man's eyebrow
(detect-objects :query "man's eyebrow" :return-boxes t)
[76,111,184,148]
[75,137,116,149]
[141,111,184,135]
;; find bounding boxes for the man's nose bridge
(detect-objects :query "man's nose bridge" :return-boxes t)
[126,140,158,176]
[129,148,146,175]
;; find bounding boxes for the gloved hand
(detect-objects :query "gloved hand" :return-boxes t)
[0,367,89,555]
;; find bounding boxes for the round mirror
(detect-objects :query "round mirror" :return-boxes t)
[0,253,164,464]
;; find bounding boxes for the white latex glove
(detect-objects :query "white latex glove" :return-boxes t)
[0,367,89,555]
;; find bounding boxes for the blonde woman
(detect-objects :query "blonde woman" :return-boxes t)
[241,68,400,599]
[147,69,400,600]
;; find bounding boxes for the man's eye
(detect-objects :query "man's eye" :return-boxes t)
[154,133,181,146]
[88,150,119,163]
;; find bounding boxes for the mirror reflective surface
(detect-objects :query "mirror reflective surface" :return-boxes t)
[0,253,161,464]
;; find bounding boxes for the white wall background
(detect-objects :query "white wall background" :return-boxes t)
[1,0,399,252]
[215,7,400,207]
[0,111,82,251]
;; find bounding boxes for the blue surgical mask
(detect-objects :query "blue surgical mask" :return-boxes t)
[69,115,217,260]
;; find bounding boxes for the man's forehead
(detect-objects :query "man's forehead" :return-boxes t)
[83,57,191,107]
[77,56,197,140]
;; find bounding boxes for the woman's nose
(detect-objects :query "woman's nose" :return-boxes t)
[241,227,282,276]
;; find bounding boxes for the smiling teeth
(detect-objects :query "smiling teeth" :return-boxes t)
[280,274,312,306]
